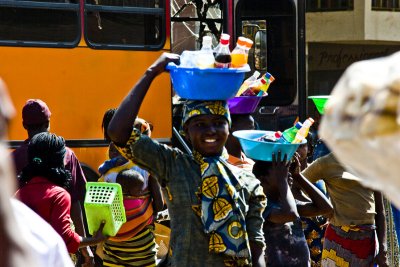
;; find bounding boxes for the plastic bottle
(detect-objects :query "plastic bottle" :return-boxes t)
[292,118,315,144]
[214,33,231,68]
[180,50,198,68]
[256,72,275,96]
[257,131,282,142]
[246,76,267,96]
[231,36,248,68]
[235,70,260,96]
[196,36,215,68]
[278,122,303,143]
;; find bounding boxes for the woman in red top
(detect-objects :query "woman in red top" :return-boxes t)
[16,132,106,254]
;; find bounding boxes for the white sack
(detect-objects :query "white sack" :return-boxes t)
[319,51,400,208]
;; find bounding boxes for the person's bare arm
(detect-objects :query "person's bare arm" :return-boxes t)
[79,221,107,248]
[293,174,333,217]
[374,191,389,267]
[290,153,332,217]
[148,175,164,213]
[107,53,180,145]
[264,152,299,224]
[250,241,266,267]
[70,201,94,266]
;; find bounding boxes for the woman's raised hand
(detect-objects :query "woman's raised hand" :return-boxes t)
[148,52,180,76]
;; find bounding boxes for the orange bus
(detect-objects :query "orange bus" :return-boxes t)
[1,0,172,177]
[2,0,303,178]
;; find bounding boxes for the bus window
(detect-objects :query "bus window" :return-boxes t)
[236,0,297,106]
[84,0,165,49]
[170,0,225,53]
[0,0,80,46]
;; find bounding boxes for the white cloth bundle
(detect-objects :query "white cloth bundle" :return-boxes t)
[319,51,400,208]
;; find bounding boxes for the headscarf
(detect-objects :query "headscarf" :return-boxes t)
[181,100,231,135]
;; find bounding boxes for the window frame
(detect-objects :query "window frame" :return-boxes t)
[306,0,354,12]
[0,0,81,48]
[83,2,166,50]
[372,0,400,11]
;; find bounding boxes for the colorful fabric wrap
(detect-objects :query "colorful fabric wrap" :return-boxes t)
[192,149,251,261]
[180,100,232,135]
[321,223,376,266]
[109,196,154,242]
[103,226,157,267]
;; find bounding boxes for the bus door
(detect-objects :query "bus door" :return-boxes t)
[235,0,306,131]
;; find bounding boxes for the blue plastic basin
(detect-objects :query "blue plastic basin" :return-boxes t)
[233,130,306,161]
[166,63,250,100]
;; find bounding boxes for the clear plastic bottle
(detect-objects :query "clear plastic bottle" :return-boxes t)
[196,36,215,68]
[236,70,260,96]
[180,50,198,68]
[292,118,315,144]
[214,34,231,68]
[278,122,303,143]
[231,36,248,68]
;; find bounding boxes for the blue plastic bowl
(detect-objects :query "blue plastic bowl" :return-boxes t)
[166,63,250,100]
[232,130,307,161]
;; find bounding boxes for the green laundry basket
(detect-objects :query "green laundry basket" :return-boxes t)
[84,182,126,237]
[308,95,330,115]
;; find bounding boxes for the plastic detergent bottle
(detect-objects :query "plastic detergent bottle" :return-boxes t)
[248,76,268,96]
[236,70,260,96]
[196,36,215,68]
[214,33,231,68]
[256,72,275,96]
[278,122,303,143]
[292,118,315,144]
[231,36,248,68]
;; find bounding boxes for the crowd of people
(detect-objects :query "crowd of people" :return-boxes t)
[0,52,399,267]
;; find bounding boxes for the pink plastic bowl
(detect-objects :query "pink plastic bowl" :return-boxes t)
[228,96,263,114]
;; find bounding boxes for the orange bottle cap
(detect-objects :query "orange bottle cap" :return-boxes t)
[236,36,247,47]
[269,76,275,82]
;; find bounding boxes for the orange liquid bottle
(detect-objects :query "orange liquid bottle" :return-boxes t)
[231,37,248,68]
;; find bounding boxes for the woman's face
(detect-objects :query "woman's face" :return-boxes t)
[184,114,229,157]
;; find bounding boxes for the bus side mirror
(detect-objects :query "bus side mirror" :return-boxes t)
[253,29,267,71]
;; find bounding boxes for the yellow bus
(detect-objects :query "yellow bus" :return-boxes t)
[2,0,172,177]
[2,0,302,178]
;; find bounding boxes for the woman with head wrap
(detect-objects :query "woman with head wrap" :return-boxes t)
[107,53,266,267]
[16,132,107,258]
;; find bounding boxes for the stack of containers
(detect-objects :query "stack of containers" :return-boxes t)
[166,34,252,100]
